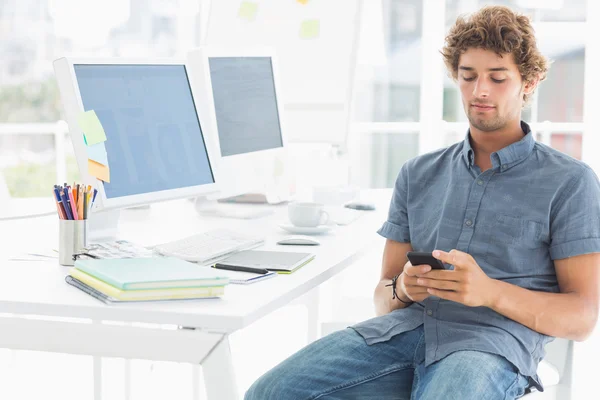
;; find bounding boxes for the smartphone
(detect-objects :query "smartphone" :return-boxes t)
[406,251,445,270]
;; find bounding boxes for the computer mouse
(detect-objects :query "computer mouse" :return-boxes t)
[344,201,376,211]
[277,236,321,246]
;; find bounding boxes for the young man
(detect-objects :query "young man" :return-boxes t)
[245,6,600,399]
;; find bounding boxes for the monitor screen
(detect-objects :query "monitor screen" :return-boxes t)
[208,57,283,157]
[74,64,215,199]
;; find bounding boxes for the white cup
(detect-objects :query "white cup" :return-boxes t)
[288,202,329,227]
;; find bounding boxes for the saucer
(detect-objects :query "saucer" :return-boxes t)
[278,222,334,235]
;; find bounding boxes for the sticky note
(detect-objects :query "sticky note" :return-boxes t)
[86,142,109,166]
[77,110,107,146]
[299,19,320,39]
[88,159,110,183]
[238,1,258,21]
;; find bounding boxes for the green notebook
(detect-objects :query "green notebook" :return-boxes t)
[73,257,230,290]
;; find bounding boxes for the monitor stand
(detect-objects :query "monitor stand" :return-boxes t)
[217,191,289,205]
[194,196,276,219]
[87,209,120,241]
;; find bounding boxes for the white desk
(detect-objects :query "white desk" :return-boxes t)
[0,189,391,400]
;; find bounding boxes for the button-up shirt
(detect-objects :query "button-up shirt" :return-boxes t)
[353,122,600,390]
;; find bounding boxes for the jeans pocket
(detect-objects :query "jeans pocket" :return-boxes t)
[504,373,529,400]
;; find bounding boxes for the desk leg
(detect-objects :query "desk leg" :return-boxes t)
[192,365,201,400]
[202,335,238,400]
[124,359,131,400]
[93,356,102,400]
[306,287,321,343]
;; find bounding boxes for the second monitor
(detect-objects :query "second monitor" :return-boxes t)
[189,47,293,205]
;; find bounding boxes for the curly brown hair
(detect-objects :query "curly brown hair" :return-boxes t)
[441,5,549,104]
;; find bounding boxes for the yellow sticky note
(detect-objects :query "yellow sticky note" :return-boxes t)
[299,19,320,39]
[78,110,107,146]
[296,0,309,4]
[88,159,110,183]
[238,1,258,21]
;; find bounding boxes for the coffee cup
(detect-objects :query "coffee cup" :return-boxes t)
[288,202,329,228]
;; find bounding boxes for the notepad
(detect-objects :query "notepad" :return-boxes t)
[73,257,230,290]
[66,275,225,304]
[217,250,315,274]
[210,268,277,284]
[68,269,226,301]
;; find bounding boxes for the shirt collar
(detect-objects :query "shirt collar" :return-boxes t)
[461,121,534,172]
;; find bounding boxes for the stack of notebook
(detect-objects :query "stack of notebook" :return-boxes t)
[66,257,230,304]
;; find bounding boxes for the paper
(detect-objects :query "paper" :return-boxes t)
[79,240,156,259]
[88,159,110,182]
[78,110,107,145]
[238,1,258,21]
[86,142,109,166]
[299,19,320,39]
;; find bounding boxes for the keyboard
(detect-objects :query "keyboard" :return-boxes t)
[153,229,265,264]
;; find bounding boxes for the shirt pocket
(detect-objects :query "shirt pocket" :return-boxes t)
[486,214,543,253]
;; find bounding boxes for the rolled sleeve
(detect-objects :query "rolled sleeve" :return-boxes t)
[550,167,600,260]
[378,163,411,243]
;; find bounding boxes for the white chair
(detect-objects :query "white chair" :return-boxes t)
[522,338,573,399]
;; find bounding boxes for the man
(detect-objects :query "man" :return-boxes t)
[245,6,600,399]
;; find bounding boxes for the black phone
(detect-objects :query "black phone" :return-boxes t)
[406,251,445,270]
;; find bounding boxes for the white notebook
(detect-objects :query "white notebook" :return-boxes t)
[216,250,315,274]
[211,268,277,285]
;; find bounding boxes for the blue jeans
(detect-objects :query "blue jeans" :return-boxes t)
[245,326,529,400]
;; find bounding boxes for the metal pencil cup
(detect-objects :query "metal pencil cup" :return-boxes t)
[59,219,88,266]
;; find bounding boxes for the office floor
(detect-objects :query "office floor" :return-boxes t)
[0,243,383,400]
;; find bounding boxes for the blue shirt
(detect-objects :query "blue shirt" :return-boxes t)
[352,122,600,391]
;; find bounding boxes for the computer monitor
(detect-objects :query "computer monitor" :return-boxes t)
[53,58,221,212]
[187,47,292,204]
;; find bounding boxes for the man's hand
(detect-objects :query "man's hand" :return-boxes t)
[416,249,496,307]
[399,261,432,302]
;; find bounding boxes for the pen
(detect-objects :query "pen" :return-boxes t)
[90,188,98,209]
[213,263,270,274]
[67,187,79,220]
[77,186,83,218]
[53,187,67,219]
[83,187,88,219]
[60,189,73,220]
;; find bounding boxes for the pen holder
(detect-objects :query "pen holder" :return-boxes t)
[58,219,88,266]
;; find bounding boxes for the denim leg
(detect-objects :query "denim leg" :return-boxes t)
[245,326,424,400]
[412,350,530,400]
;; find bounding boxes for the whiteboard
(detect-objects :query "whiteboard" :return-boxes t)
[205,0,363,148]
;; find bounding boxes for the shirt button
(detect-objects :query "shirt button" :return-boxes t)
[477,180,483,185]
[465,219,473,226]
[502,165,507,170]
[426,310,433,316]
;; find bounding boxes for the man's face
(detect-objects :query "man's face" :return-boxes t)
[458,48,526,132]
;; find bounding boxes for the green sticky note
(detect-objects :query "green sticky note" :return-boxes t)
[299,19,320,39]
[238,1,258,21]
[77,110,107,146]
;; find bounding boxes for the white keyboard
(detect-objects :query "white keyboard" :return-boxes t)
[153,229,264,264]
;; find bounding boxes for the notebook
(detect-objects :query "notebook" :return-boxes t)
[216,250,315,274]
[73,257,230,290]
[69,268,226,301]
[209,268,278,284]
[66,275,224,304]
